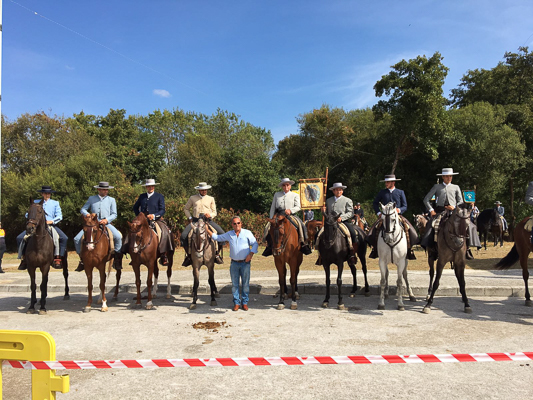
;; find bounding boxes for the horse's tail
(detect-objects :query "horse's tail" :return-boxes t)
[495,244,519,269]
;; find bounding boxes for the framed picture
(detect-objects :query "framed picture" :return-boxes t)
[299,179,325,209]
[463,190,476,203]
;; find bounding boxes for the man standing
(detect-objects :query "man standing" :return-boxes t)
[494,201,508,232]
[74,182,123,271]
[263,178,312,256]
[132,179,173,265]
[207,216,258,311]
[181,182,224,266]
[17,186,67,270]
[367,175,418,260]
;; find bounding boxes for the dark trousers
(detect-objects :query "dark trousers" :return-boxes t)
[181,220,225,250]
[17,226,68,257]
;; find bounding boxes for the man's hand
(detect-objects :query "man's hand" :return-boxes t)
[204,212,211,219]
[396,208,401,214]
[445,205,455,211]
[46,220,54,225]
[245,253,253,263]
[99,219,108,225]
[321,206,326,213]
[337,217,342,222]
[205,224,213,237]
[147,214,155,220]
[285,209,291,215]
[430,210,436,217]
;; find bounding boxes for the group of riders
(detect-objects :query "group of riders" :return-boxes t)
[16,167,511,269]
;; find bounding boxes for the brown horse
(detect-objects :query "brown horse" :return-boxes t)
[80,213,121,312]
[496,217,533,306]
[423,204,472,314]
[24,201,70,314]
[127,212,158,309]
[306,220,323,248]
[152,223,176,300]
[268,214,303,310]
[189,217,219,310]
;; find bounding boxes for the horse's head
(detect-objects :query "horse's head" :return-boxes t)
[191,217,208,257]
[414,214,427,230]
[380,201,399,230]
[26,201,46,236]
[268,214,290,256]
[491,208,502,226]
[128,213,150,254]
[451,203,471,238]
[82,213,100,251]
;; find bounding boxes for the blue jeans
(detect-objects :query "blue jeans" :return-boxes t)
[230,260,250,305]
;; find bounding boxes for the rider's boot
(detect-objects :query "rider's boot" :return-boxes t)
[465,248,474,260]
[113,252,123,270]
[300,242,312,255]
[53,256,63,269]
[75,259,84,272]
[315,255,322,266]
[407,248,417,260]
[159,252,169,266]
[368,247,378,259]
[182,254,192,267]
[262,236,273,257]
[18,258,27,270]
[0,266,4,273]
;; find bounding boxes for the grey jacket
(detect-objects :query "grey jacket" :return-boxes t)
[269,191,301,218]
[423,183,464,212]
[325,195,354,222]
[525,182,533,206]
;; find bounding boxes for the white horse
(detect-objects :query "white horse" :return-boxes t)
[377,202,416,311]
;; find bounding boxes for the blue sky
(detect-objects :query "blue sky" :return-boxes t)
[4,0,533,143]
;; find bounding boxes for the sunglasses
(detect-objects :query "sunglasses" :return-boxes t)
[232,222,241,225]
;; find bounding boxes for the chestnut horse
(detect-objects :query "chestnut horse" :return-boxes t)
[306,220,323,248]
[496,217,533,306]
[24,201,70,315]
[127,212,158,309]
[189,217,219,310]
[80,213,121,312]
[268,214,303,310]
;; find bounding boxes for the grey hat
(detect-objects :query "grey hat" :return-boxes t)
[380,174,401,182]
[141,179,160,186]
[37,185,56,193]
[329,182,347,191]
[494,201,502,205]
[93,181,114,189]
[195,182,212,190]
[437,168,459,176]
[278,178,295,187]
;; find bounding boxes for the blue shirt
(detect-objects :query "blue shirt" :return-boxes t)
[212,229,258,261]
[26,199,63,225]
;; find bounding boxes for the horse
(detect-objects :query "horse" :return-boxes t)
[496,217,533,306]
[127,212,159,309]
[353,214,367,233]
[477,208,504,249]
[268,213,303,310]
[24,201,70,314]
[152,223,176,301]
[423,203,473,314]
[414,214,429,239]
[305,220,323,248]
[80,213,121,312]
[376,202,416,311]
[317,212,369,309]
[189,216,219,310]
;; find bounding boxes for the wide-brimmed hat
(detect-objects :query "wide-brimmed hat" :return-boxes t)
[36,185,56,193]
[329,182,347,191]
[93,181,114,189]
[437,168,459,176]
[355,202,361,206]
[195,182,212,190]
[380,174,401,182]
[278,178,295,187]
[494,201,502,205]
[141,179,160,186]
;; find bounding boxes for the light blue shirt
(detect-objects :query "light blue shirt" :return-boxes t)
[81,195,118,223]
[26,199,63,224]
[212,228,258,261]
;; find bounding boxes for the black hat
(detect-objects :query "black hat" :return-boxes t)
[37,186,56,193]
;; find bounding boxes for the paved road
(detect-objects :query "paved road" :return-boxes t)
[1,267,533,399]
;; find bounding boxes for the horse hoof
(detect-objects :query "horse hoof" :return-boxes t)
[211,301,217,307]
[146,304,153,310]
[277,304,285,310]
[189,304,197,310]
[63,295,70,301]
[295,293,300,300]
[409,296,417,302]
[215,293,220,298]
[377,305,385,310]
[290,303,298,310]
[364,292,371,297]
[337,304,345,310]
[83,307,91,313]
[525,300,532,307]
[398,306,405,311]
[101,307,108,312]
[38,310,47,316]
[26,309,36,315]
[464,307,472,314]
[135,304,142,309]
[322,302,328,308]
[166,294,172,299]
[349,293,355,298]
[422,307,431,314]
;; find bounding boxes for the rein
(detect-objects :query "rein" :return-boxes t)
[321,221,339,250]
[131,224,154,254]
[272,216,292,255]
[83,223,106,246]
[443,209,470,253]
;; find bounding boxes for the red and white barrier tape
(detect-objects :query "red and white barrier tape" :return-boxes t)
[3,352,533,369]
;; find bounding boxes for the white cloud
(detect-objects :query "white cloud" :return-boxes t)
[153,89,171,98]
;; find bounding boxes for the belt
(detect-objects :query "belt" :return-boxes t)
[231,259,247,263]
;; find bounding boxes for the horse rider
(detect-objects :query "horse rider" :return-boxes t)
[130,179,174,265]
[74,182,123,271]
[353,202,369,231]
[525,181,533,244]
[493,201,508,232]
[366,175,418,260]
[304,209,315,222]
[470,202,480,223]
[421,168,475,260]
[17,186,67,270]
[180,182,224,266]
[315,182,357,266]
[262,178,312,256]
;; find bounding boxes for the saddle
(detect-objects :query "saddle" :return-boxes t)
[82,225,114,251]
[525,217,533,232]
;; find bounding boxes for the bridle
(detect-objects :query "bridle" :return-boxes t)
[321,216,339,250]
[130,217,154,254]
[443,207,471,253]
[83,220,106,249]
[26,203,46,238]
[380,203,404,263]
[271,215,292,256]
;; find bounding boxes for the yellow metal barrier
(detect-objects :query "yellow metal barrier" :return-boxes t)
[0,330,69,400]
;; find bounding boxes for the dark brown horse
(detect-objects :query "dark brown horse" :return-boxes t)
[268,214,303,310]
[127,212,158,309]
[24,201,70,314]
[496,217,533,306]
[80,213,121,312]
[423,204,472,314]
[151,221,176,300]
[306,220,323,248]
[414,214,429,239]
[477,209,504,249]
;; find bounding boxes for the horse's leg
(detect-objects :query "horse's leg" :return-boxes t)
[402,266,416,302]
[99,265,108,312]
[289,259,299,310]
[208,261,217,307]
[519,247,531,306]
[378,257,387,310]
[500,229,504,247]
[166,254,173,299]
[454,260,471,313]
[336,261,344,310]
[62,257,70,300]
[484,232,487,250]
[322,263,331,308]
[152,263,159,299]
[146,260,155,310]
[134,265,142,308]
[396,260,406,311]
[39,267,49,315]
[190,264,200,310]
[423,258,445,313]
[84,267,93,313]
[347,262,357,298]
[426,252,435,301]
[27,268,37,314]
[276,259,286,310]
[358,244,370,296]
[384,265,390,299]
[113,264,122,301]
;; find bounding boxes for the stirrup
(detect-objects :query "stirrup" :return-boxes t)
[52,257,63,269]
[407,249,417,260]
[315,256,322,266]
[18,259,27,271]
[300,243,312,255]
[75,261,84,272]
[182,255,192,267]
[369,248,378,259]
